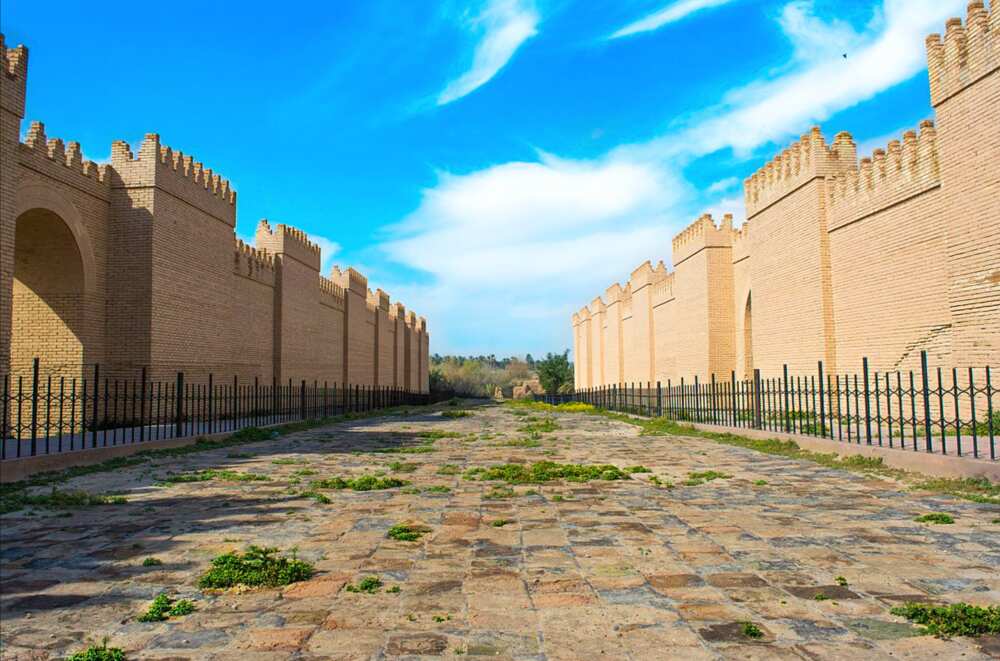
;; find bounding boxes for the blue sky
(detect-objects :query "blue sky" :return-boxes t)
[4,0,966,357]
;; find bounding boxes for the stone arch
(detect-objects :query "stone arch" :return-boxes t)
[12,185,98,376]
[743,292,754,379]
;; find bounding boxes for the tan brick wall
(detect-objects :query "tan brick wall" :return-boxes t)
[571,5,998,387]
[0,34,431,393]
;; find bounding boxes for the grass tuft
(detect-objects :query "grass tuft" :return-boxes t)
[344,575,383,593]
[387,523,428,541]
[891,602,1000,638]
[464,461,635,484]
[741,621,764,639]
[66,639,125,661]
[137,593,196,622]
[309,475,408,491]
[915,512,955,524]
[197,546,313,589]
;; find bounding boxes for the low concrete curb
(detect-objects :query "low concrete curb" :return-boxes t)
[687,422,1000,481]
[0,424,283,484]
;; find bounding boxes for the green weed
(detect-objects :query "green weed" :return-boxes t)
[309,475,408,491]
[464,461,635,484]
[491,519,512,527]
[741,622,764,639]
[344,575,383,593]
[388,461,420,473]
[137,593,196,622]
[387,523,427,542]
[891,602,1000,638]
[915,512,955,524]
[66,639,125,661]
[159,469,270,484]
[198,546,313,589]
[141,557,162,567]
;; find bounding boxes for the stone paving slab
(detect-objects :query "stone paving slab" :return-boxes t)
[1,403,998,659]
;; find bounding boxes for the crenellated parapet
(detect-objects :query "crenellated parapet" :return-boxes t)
[827,120,941,231]
[331,265,368,295]
[255,219,322,271]
[19,121,110,198]
[671,213,736,265]
[926,2,998,107]
[390,302,406,321]
[110,133,236,225]
[318,275,345,310]
[0,34,28,116]
[744,128,856,218]
[732,222,751,264]
[375,288,391,312]
[651,271,675,306]
[233,238,275,286]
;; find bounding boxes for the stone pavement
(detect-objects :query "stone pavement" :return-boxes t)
[1,403,998,660]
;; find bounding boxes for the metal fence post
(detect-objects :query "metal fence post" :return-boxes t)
[753,369,762,429]
[175,371,184,438]
[29,357,39,456]
[140,367,147,442]
[818,361,826,438]
[920,351,932,452]
[862,357,872,444]
[656,381,662,417]
[300,380,306,420]
[782,364,790,432]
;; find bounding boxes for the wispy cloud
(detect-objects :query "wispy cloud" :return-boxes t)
[438,0,540,105]
[652,0,962,157]
[610,0,735,39]
[391,0,965,354]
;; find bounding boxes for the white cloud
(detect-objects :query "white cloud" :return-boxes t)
[610,0,735,39]
[381,153,686,353]
[659,0,963,157]
[438,0,539,105]
[706,176,739,194]
[389,0,965,354]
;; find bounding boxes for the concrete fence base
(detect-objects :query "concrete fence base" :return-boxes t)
[688,422,1000,481]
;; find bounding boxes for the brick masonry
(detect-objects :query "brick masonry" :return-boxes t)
[573,4,999,388]
[0,36,429,391]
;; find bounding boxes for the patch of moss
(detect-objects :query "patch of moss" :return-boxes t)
[491,519,512,527]
[683,470,732,486]
[141,557,162,567]
[387,461,420,473]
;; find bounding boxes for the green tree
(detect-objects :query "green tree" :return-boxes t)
[536,351,573,394]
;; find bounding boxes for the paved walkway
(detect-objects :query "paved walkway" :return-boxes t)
[1,403,998,659]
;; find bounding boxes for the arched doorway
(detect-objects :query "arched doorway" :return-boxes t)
[743,292,753,379]
[11,208,88,377]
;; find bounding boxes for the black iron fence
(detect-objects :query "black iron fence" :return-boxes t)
[539,351,997,461]
[1,358,432,461]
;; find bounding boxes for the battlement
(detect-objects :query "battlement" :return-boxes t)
[233,238,276,286]
[926,2,999,106]
[590,296,606,315]
[255,219,322,271]
[827,120,941,231]
[330,265,368,295]
[374,288,391,312]
[672,213,736,265]
[20,121,110,196]
[651,271,675,307]
[406,311,418,329]
[744,128,856,218]
[732,222,751,264]
[418,317,427,333]
[391,302,406,320]
[318,274,345,310]
[605,282,624,305]
[110,134,236,225]
[0,34,28,116]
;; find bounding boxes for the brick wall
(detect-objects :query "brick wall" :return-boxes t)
[0,34,430,393]
[571,4,999,386]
